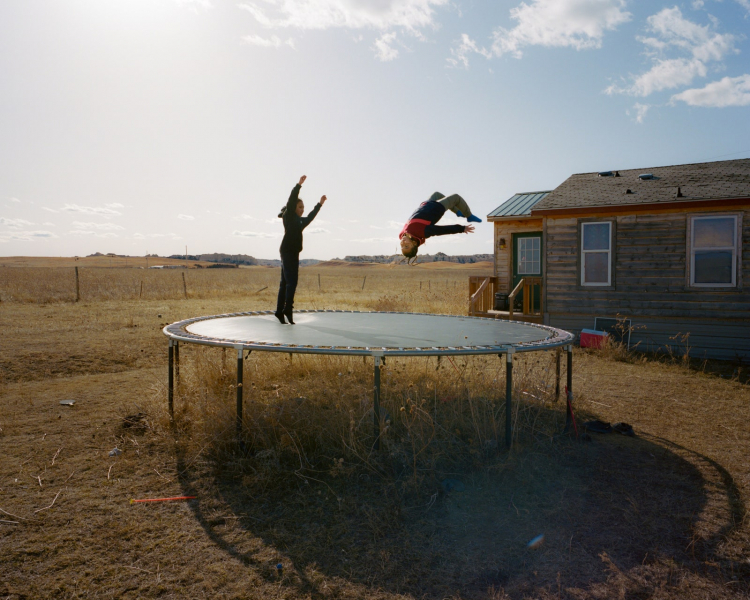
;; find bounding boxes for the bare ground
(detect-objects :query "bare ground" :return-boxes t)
[0,292,748,599]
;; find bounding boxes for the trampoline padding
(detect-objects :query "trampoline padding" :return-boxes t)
[183,312,556,350]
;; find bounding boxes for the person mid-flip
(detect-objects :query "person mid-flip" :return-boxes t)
[399,192,480,260]
[275,175,326,324]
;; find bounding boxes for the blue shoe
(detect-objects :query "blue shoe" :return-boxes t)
[467,214,482,223]
[455,210,465,218]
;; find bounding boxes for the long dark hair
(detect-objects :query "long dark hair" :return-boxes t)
[278,199,303,218]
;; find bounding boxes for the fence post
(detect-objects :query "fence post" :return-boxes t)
[139,280,143,299]
[182,272,188,299]
[75,267,80,302]
[362,276,367,291]
[318,273,321,290]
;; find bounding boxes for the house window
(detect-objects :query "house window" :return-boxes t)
[690,215,737,287]
[581,222,611,286]
[518,237,540,275]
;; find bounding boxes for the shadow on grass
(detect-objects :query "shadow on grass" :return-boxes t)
[175,422,747,599]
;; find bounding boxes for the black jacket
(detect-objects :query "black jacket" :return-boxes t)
[279,184,321,254]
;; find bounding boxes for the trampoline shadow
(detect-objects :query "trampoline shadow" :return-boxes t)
[175,431,745,599]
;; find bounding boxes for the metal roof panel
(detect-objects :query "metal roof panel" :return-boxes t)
[488,191,551,218]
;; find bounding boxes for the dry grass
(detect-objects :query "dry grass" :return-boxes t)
[0,263,748,599]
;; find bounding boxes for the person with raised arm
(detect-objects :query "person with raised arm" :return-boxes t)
[275,175,326,324]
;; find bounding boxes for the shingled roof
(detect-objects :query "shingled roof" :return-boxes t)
[531,158,750,213]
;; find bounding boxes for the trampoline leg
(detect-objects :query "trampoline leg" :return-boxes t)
[175,341,180,388]
[565,344,574,431]
[373,355,382,451]
[236,346,244,447]
[505,350,514,450]
[555,348,561,402]
[168,340,174,420]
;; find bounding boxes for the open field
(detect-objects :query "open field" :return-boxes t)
[0,263,748,599]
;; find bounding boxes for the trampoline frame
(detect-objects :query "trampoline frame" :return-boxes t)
[163,310,576,450]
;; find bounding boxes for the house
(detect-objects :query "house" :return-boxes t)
[480,158,750,361]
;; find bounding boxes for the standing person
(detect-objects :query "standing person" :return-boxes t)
[275,175,326,324]
[399,192,480,261]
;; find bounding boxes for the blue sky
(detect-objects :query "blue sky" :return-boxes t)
[1,0,749,259]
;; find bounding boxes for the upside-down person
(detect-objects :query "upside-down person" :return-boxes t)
[275,175,326,324]
[399,192,480,260]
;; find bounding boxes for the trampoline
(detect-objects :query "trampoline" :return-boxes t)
[163,310,576,449]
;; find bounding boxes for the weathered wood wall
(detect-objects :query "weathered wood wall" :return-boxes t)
[492,219,543,292]
[544,208,750,361]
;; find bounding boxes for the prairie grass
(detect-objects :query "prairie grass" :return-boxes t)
[0,264,483,305]
[163,348,566,500]
[1,263,748,599]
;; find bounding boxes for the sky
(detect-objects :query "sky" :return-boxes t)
[1,0,749,260]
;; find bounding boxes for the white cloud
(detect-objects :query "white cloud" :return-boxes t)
[239,0,448,59]
[233,230,280,238]
[71,221,125,231]
[133,233,146,239]
[735,0,750,13]
[238,0,448,31]
[627,102,650,123]
[671,74,750,107]
[174,0,213,12]
[42,207,59,213]
[370,220,403,230]
[374,32,399,61]
[307,227,330,234]
[0,230,57,243]
[178,214,195,220]
[0,217,35,229]
[9,197,21,203]
[606,7,737,97]
[62,204,122,217]
[448,34,492,68]
[490,0,631,59]
[70,230,119,238]
[242,34,295,48]
[106,202,124,209]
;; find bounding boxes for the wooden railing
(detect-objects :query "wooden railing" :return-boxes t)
[468,276,497,316]
[508,276,543,320]
[468,276,543,319]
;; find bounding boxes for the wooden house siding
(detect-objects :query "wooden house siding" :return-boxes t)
[494,219,542,293]
[544,207,750,361]
[492,219,543,291]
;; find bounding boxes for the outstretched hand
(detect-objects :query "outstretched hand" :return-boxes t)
[299,175,307,186]
[319,195,327,205]
[464,225,475,234]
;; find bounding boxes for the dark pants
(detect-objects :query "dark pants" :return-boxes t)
[276,252,300,313]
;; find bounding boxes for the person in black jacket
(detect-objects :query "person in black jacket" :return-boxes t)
[275,175,326,324]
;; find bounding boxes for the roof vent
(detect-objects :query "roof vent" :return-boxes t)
[598,171,613,177]
[625,189,634,194]
[638,174,654,180]
[614,171,621,177]
[676,187,683,198]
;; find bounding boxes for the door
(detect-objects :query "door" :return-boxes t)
[512,232,543,311]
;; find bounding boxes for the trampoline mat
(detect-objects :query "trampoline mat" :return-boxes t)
[183,312,556,350]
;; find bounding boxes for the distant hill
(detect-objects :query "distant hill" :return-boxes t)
[335,252,493,264]
[159,252,492,267]
[167,253,319,267]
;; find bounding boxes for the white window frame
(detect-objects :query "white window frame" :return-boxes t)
[517,236,541,275]
[581,221,611,287]
[689,214,738,288]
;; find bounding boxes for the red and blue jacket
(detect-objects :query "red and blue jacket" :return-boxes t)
[399,197,466,246]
